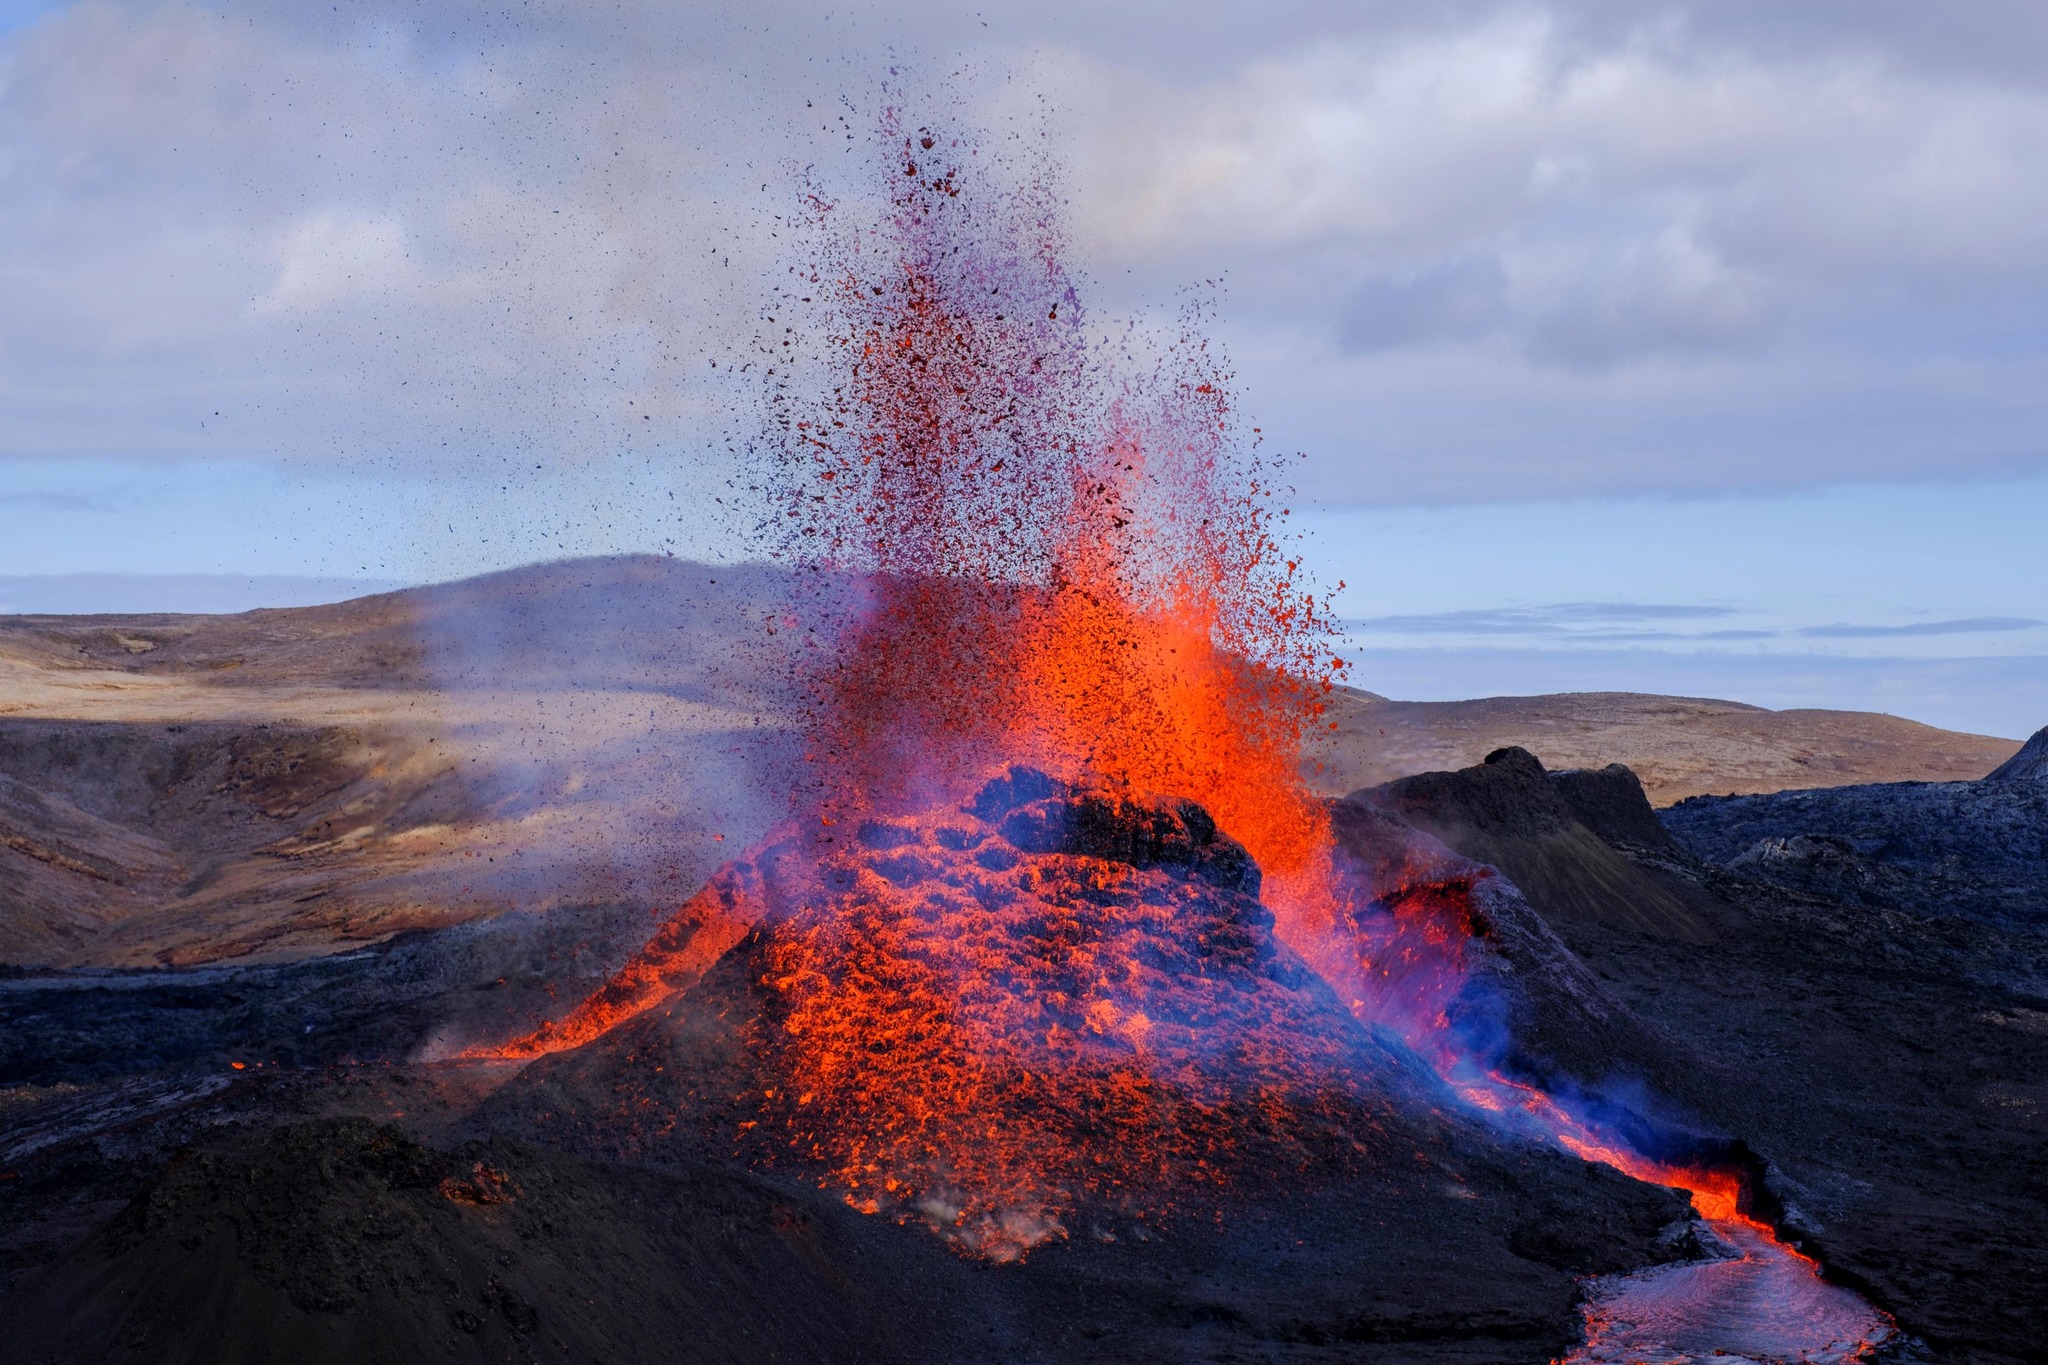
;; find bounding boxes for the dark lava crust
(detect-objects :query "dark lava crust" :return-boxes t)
[5,746,2044,1362]
[6,1116,985,1365]
[1,774,1697,1365]
[1363,745,2048,1364]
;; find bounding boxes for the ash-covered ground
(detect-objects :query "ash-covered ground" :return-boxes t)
[2,714,2042,1362]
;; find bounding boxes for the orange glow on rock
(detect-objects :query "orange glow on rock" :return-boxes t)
[483,771,1419,1258]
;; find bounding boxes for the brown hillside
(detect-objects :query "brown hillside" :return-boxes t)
[0,557,2020,966]
[1313,686,2020,806]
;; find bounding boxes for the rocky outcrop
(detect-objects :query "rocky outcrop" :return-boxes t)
[1662,773,2048,927]
[1984,723,2048,782]
[1362,747,1732,944]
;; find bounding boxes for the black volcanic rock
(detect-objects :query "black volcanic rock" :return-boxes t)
[1662,771,2048,928]
[1362,746,1732,944]
[38,745,2048,1361]
[16,742,2043,1361]
[1507,767,2048,1361]
[0,1117,984,1365]
[1335,745,2048,1360]
[473,775,1692,1362]
[1549,762,1692,858]
[975,766,1262,896]
[1984,723,2048,782]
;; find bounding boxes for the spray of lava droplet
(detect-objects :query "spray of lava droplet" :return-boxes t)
[755,112,1348,913]
[468,104,1890,1358]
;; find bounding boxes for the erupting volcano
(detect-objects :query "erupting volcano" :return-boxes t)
[488,767,1456,1259]
[462,113,1892,1360]
[480,111,1366,1221]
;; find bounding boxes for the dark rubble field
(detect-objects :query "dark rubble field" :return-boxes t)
[2,736,2042,1362]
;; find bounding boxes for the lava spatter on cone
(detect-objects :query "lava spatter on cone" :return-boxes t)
[491,769,1434,1260]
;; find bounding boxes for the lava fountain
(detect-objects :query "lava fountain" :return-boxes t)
[471,109,1891,1358]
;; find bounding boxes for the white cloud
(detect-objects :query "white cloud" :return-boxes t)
[257,213,418,314]
[0,0,782,462]
[1058,15,2048,332]
[1,0,2047,503]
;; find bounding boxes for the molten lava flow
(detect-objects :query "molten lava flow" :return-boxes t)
[1551,1121,1891,1362]
[476,855,770,1060]
[1554,1111,1893,1364]
[1568,1217,1892,1364]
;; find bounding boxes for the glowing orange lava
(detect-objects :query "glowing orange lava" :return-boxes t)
[468,115,1886,1364]
[760,115,1345,911]
[726,776,1404,1256]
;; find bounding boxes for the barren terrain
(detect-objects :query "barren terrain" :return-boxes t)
[1314,686,2020,805]
[2,555,2018,970]
[1,558,2042,1363]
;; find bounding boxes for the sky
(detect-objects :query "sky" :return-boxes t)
[1,1,2044,735]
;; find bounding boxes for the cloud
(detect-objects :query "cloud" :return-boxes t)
[0,488,119,512]
[1520,227,1781,368]
[3,1,2048,504]
[0,0,783,464]
[1338,229,1780,366]
[1064,14,2048,331]
[1046,7,2048,494]
[1799,617,2046,639]
[1340,603,2048,649]
[1342,256,1510,352]
[256,214,421,316]
[1343,602,1740,636]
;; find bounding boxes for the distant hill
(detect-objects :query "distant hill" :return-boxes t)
[1986,724,2048,782]
[0,555,2024,966]
[1314,687,2021,806]
[0,557,797,968]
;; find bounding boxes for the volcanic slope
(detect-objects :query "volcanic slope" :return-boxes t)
[1985,722,2048,781]
[478,769,1692,1362]
[0,770,1696,1365]
[0,556,800,968]
[1368,747,1733,946]
[1358,746,2048,1363]
[2,725,2031,1362]
[3,1115,988,1365]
